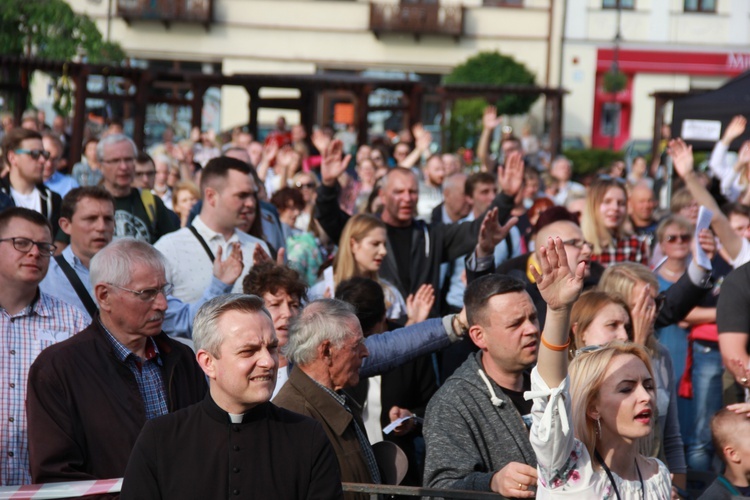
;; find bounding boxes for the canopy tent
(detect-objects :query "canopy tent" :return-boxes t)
[671,70,750,151]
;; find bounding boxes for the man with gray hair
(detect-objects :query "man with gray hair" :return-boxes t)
[97,134,177,243]
[121,294,342,499]
[272,299,382,497]
[27,238,206,484]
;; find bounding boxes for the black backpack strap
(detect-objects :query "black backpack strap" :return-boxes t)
[188,225,215,262]
[54,255,98,318]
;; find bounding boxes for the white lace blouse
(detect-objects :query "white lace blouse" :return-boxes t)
[524,368,672,499]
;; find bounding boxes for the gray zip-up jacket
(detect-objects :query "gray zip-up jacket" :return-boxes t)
[422,351,537,491]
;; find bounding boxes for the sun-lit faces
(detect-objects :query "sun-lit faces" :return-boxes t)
[200,309,278,414]
[580,303,631,346]
[599,186,627,231]
[589,354,655,443]
[352,227,387,273]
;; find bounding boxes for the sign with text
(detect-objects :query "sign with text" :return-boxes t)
[681,119,722,142]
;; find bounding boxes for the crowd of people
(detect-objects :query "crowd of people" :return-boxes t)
[2,105,750,499]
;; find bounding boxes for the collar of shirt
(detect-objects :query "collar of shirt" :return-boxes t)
[314,380,348,409]
[192,214,240,246]
[2,289,48,319]
[99,318,162,367]
[62,244,88,272]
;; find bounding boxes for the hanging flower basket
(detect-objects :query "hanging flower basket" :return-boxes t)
[603,70,627,94]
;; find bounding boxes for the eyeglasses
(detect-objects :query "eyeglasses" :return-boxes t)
[102,157,136,166]
[664,234,691,244]
[135,170,156,178]
[296,182,316,190]
[0,237,56,256]
[562,238,593,249]
[14,149,50,160]
[107,283,173,302]
[574,344,605,357]
[598,174,627,185]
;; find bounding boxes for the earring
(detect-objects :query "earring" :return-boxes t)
[595,417,601,438]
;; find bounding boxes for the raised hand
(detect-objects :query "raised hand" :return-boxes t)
[406,284,435,325]
[724,115,747,143]
[668,138,695,179]
[320,139,351,187]
[476,207,518,258]
[630,283,656,346]
[531,237,585,311]
[311,128,331,157]
[261,141,279,165]
[213,242,244,285]
[482,105,503,131]
[696,228,716,263]
[252,244,272,266]
[498,150,525,198]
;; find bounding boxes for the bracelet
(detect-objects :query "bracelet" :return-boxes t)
[540,335,571,352]
[452,314,469,337]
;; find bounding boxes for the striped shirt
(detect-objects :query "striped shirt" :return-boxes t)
[100,321,168,421]
[0,292,89,485]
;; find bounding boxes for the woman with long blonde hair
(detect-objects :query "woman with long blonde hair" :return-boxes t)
[525,238,671,498]
[309,214,434,324]
[581,178,649,267]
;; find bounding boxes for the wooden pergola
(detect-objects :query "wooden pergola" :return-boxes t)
[1,56,567,164]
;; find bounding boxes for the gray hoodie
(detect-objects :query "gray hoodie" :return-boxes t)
[423,351,537,491]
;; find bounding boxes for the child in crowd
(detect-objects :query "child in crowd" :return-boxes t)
[700,407,750,499]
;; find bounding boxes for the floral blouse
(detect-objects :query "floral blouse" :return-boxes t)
[524,369,672,499]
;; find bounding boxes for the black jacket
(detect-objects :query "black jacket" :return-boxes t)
[315,183,514,315]
[0,176,62,236]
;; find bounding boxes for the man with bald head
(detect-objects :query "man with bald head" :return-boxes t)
[629,182,658,247]
[316,141,523,315]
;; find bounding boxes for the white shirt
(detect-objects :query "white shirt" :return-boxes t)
[154,215,270,303]
[10,186,41,213]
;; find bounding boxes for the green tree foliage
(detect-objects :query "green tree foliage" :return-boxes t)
[0,0,125,115]
[443,52,538,151]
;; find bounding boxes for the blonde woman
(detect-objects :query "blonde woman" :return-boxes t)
[172,181,200,228]
[526,238,671,497]
[581,177,649,267]
[309,214,434,325]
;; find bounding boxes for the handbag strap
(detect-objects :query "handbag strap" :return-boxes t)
[188,225,215,262]
[54,254,98,318]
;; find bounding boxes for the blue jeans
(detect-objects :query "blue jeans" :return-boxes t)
[684,341,724,472]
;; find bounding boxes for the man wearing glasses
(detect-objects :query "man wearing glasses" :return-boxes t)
[0,128,62,236]
[0,208,89,485]
[27,238,206,485]
[41,133,79,198]
[96,134,177,243]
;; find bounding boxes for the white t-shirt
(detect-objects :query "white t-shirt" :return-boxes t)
[10,186,41,212]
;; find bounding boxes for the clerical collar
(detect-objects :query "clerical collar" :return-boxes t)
[228,413,244,424]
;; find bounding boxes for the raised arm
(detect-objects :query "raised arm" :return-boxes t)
[478,106,502,172]
[670,138,743,260]
[531,237,586,388]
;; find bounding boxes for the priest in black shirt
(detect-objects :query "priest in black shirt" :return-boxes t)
[121,294,342,500]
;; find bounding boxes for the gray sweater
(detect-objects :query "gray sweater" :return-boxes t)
[422,351,537,491]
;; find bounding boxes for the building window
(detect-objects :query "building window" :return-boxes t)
[602,0,634,8]
[684,0,716,12]
[601,103,621,137]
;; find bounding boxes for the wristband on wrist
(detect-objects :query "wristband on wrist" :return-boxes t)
[540,335,571,352]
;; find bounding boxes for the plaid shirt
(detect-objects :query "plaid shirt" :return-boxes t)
[591,234,650,267]
[100,321,168,421]
[0,292,89,485]
[317,383,382,484]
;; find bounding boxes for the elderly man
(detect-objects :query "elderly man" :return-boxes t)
[1,128,62,235]
[0,208,89,485]
[423,274,539,497]
[96,133,177,243]
[121,294,342,499]
[273,300,380,494]
[155,156,270,303]
[27,239,207,484]
[549,156,585,206]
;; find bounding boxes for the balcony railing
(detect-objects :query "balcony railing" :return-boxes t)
[369,2,464,40]
[116,0,213,29]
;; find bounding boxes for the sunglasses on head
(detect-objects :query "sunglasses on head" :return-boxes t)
[14,149,50,160]
[296,182,316,189]
[665,234,691,244]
